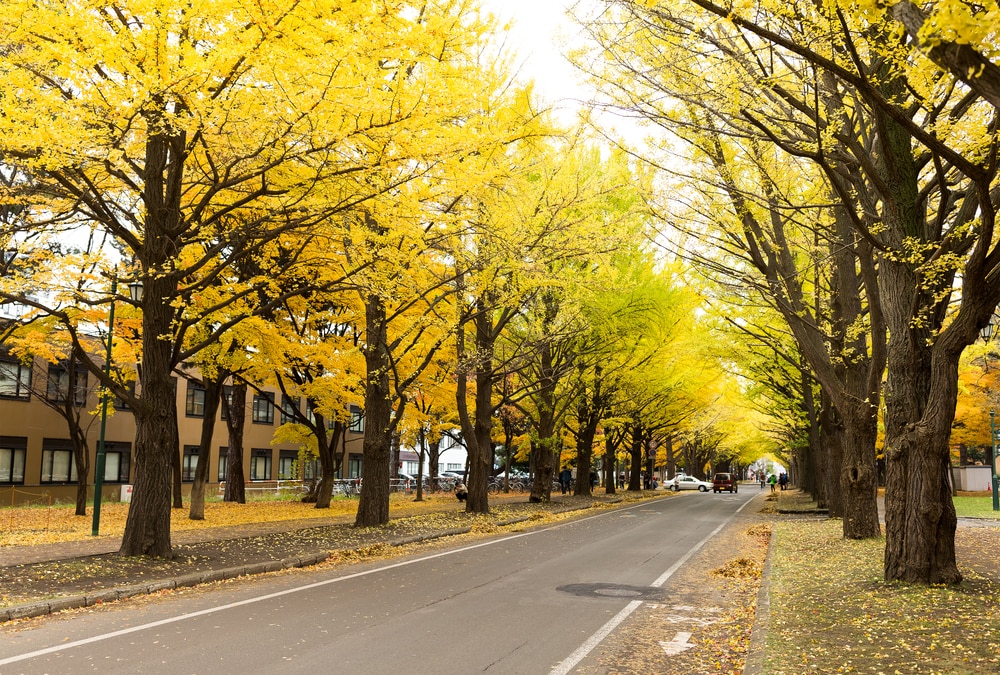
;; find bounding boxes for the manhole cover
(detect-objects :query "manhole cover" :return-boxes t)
[594,587,643,597]
[557,583,666,600]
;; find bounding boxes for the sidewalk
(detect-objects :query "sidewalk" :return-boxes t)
[0,513,358,567]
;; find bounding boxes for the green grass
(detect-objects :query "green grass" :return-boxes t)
[953,495,1000,519]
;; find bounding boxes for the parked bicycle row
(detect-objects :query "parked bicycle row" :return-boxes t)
[307,471,563,498]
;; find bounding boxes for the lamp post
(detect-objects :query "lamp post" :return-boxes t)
[991,410,1000,511]
[91,274,118,536]
[983,318,1000,511]
[92,274,142,536]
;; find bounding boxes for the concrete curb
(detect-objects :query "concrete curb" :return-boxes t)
[0,498,622,623]
[742,522,776,675]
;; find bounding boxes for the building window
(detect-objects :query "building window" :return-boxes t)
[182,445,199,482]
[347,454,363,479]
[252,392,274,424]
[40,439,77,483]
[46,363,88,406]
[0,356,31,400]
[280,395,299,424]
[0,437,27,484]
[220,386,233,421]
[185,381,206,417]
[112,380,136,411]
[100,441,131,483]
[250,448,271,481]
[278,450,297,479]
[303,457,319,480]
[349,405,364,433]
[218,447,228,482]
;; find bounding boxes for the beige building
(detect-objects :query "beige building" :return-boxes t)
[0,353,364,506]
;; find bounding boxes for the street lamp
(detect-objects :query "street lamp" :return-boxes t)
[91,275,143,536]
[91,274,118,536]
[983,314,1000,511]
[127,279,144,303]
[991,411,999,511]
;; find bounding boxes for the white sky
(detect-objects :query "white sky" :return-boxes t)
[480,0,594,117]
[478,0,647,146]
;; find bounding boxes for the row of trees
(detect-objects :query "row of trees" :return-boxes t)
[0,0,766,559]
[575,0,1000,584]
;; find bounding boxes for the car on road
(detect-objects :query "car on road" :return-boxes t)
[669,475,712,492]
[713,472,738,493]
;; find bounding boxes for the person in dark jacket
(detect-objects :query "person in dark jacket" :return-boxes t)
[559,468,572,494]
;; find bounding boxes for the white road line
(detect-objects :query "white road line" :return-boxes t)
[0,497,661,667]
[550,495,755,674]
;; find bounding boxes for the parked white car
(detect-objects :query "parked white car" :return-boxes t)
[669,475,712,492]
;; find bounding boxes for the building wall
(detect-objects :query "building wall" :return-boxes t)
[951,465,993,492]
[0,357,364,506]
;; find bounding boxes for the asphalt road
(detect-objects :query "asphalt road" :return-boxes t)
[0,490,756,674]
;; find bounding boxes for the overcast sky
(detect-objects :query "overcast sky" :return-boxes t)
[480,0,593,114]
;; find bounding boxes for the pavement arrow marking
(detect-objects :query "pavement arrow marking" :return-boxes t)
[659,631,694,656]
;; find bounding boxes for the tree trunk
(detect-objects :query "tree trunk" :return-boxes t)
[428,437,440,493]
[414,428,425,501]
[223,381,247,504]
[881,258,962,583]
[313,413,344,509]
[529,317,561,503]
[71,424,90,517]
[530,438,557,502]
[465,311,494,513]
[170,400,182,509]
[63,361,92,517]
[876,99,962,583]
[189,377,222,521]
[628,424,643,491]
[573,371,603,497]
[455,290,495,514]
[355,291,393,528]
[802,370,826,509]
[120,167,182,556]
[119,305,176,556]
[603,435,616,495]
[819,392,844,518]
[838,400,882,538]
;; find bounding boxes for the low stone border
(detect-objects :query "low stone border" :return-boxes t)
[742,526,776,675]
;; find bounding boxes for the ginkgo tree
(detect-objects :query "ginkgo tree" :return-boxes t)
[575,0,1000,584]
[0,0,517,557]
[562,258,707,495]
[451,134,656,509]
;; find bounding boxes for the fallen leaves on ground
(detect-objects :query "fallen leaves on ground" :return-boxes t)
[764,518,1000,674]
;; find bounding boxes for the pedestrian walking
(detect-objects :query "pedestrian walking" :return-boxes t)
[768,474,777,492]
[559,467,572,495]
